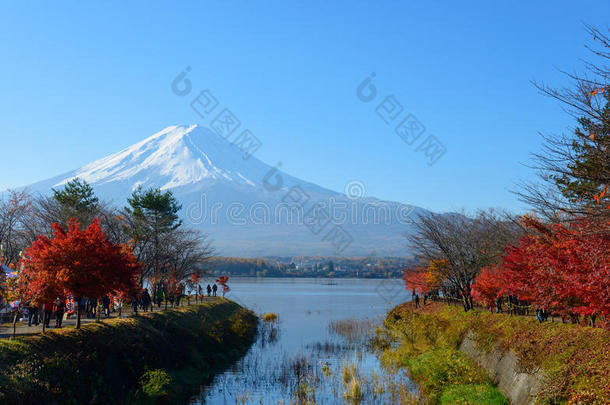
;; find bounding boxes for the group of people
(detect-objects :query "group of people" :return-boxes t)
[9,281,227,329]
[412,291,431,308]
[25,297,69,329]
[199,283,218,297]
[24,295,118,329]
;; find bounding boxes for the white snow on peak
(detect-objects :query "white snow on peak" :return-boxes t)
[54,125,272,191]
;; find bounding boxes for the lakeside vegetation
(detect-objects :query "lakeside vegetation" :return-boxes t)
[376,302,610,404]
[0,299,258,404]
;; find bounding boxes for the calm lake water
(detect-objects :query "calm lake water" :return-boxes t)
[190,277,415,404]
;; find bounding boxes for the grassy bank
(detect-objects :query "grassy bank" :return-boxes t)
[0,299,258,405]
[376,302,610,404]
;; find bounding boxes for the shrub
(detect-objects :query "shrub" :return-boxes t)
[262,313,278,323]
[140,369,171,399]
[407,348,489,402]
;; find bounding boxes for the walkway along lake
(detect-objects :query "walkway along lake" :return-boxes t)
[191,277,417,404]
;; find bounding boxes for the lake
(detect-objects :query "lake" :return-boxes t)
[189,277,416,404]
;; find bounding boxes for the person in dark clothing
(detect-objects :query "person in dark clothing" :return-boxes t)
[414,294,420,308]
[43,303,52,328]
[207,284,212,297]
[86,298,95,319]
[102,295,111,318]
[495,296,503,313]
[131,296,139,315]
[142,289,151,312]
[54,298,65,328]
[156,289,163,308]
[212,284,218,297]
[27,302,39,327]
[423,294,428,306]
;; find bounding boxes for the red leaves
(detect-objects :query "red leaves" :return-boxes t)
[471,265,504,309]
[23,217,141,303]
[472,216,610,322]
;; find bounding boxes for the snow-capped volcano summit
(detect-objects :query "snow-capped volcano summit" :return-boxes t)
[25,125,425,257]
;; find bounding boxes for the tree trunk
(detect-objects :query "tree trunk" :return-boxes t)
[76,301,82,329]
[461,295,469,312]
[12,309,18,339]
[42,304,47,334]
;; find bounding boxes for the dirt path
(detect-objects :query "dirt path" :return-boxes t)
[0,296,219,338]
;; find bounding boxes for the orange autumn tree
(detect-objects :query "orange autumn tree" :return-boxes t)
[23,217,141,328]
[403,259,445,295]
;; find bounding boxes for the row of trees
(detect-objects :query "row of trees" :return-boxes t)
[405,26,609,326]
[0,179,213,328]
[471,215,609,323]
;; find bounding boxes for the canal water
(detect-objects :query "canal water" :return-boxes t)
[189,277,416,404]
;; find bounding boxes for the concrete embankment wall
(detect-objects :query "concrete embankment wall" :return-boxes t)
[459,332,544,405]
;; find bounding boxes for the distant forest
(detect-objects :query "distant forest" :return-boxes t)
[206,256,413,278]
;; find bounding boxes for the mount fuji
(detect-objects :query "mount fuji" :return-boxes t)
[24,125,427,257]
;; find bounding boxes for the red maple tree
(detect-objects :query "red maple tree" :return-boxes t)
[472,215,610,326]
[23,217,141,328]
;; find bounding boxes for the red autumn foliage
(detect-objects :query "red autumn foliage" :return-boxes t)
[23,218,141,304]
[471,265,504,310]
[166,275,184,298]
[472,215,610,323]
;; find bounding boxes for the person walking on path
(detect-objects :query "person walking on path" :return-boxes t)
[414,294,420,309]
[43,302,52,329]
[27,301,39,327]
[54,298,65,328]
[102,295,111,318]
[212,284,218,297]
[142,288,151,312]
[156,289,163,308]
[207,284,212,297]
[131,295,140,315]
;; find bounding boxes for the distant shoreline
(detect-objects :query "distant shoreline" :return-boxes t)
[210,273,403,280]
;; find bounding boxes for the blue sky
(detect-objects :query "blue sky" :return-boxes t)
[1,1,608,213]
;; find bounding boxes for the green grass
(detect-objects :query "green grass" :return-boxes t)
[0,299,258,404]
[379,302,610,404]
[406,348,491,403]
[440,384,507,405]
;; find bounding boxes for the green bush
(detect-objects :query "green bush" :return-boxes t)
[407,348,489,402]
[440,384,508,405]
[140,369,172,398]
